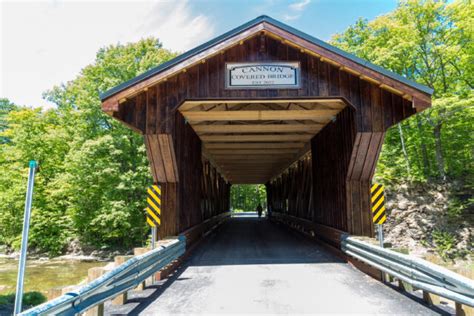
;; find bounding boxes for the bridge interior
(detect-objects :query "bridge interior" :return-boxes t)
[179,98,347,184]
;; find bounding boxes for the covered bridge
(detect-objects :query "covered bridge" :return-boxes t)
[100,15,433,244]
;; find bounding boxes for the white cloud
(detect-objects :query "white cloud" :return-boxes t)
[284,0,311,21]
[289,0,311,11]
[136,1,214,53]
[0,0,214,109]
[283,14,300,21]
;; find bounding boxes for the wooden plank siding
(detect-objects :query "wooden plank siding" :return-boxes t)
[113,36,415,133]
[154,113,230,239]
[108,35,420,238]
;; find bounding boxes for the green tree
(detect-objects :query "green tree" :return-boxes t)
[231,185,266,212]
[0,39,176,254]
[331,0,473,184]
[0,98,17,144]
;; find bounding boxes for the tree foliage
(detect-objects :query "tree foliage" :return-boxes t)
[332,0,473,184]
[0,39,176,255]
[231,185,266,212]
[0,1,472,255]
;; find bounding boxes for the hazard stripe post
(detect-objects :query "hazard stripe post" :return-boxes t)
[146,184,161,258]
[371,183,387,282]
[146,184,161,228]
[371,183,386,225]
[146,184,161,283]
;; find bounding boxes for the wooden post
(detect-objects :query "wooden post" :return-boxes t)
[46,287,64,301]
[84,267,106,316]
[422,291,440,306]
[133,247,150,290]
[396,278,413,292]
[111,255,134,305]
[456,302,474,316]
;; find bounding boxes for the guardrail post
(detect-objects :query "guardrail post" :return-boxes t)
[84,267,106,316]
[422,291,440,306]
[134,247,151,290]
[47,285,78,301]
[456,302,474,316]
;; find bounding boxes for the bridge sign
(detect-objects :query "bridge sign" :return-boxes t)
[371,184,386,224]
[146,184,161,227]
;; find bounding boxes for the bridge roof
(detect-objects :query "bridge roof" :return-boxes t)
[100,15,433,108]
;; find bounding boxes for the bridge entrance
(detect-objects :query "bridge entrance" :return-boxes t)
[178,98,347,184]
[100,15,432,246]
[136,215,437,315]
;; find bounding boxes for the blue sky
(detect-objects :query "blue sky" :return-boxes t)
[189,0,397,41]
[1,0,398,109]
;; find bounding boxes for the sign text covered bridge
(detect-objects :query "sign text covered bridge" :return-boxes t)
[100,16,432,241]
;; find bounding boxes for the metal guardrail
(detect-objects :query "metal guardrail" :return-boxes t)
[19,236,186,316]
[341,235,474,307]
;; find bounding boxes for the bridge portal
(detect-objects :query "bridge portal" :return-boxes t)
[100,15,432,245]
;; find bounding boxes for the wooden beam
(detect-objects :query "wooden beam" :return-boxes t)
[231,182,268,184]
[228,174,272,177]
[201,134,313,142]
[201,149,229,183]
[225,171,274,173]
[182,110,338,122]
[227,177,272,179]
[215,155,289,160]
[144,135,166,182]
[204,142,306,149]
[270,144,312,181]
[144,134,179,183]
[193,124,323,134]
[218,163,287,167]
[208,149,299,155]
[179,98,346,111]
[157,134,179,182]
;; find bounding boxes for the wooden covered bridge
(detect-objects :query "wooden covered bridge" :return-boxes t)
[100,15,433,245]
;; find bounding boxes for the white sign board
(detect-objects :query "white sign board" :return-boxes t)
[226,62,300,89]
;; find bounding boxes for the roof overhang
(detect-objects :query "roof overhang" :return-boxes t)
[100,15,433,114]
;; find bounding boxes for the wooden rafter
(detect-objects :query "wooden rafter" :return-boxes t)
[182,110,338,122]
[201,134,314,142]
[204,143,306,149]
[183,98,347,183]
[194,124,322,134]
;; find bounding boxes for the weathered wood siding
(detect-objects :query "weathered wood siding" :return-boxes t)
[113,35,416,238]
[114,35,415,131]
[151,112,230,239]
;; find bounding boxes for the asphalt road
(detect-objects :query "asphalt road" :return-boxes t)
[138,215,441,315]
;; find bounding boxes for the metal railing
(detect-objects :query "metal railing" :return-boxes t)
[19,236,186,316]
[341,235,474,307]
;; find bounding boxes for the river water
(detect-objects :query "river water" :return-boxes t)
[0,257,106,296]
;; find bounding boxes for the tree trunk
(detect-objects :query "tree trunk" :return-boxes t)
[398,123,410,174]
[416,115,431,179]
[433,122,446,181]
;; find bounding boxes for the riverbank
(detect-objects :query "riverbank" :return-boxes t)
[0,257,107,296]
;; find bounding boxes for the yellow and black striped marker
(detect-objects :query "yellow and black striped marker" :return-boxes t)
[371,183,386,224]
[146,184,161,227]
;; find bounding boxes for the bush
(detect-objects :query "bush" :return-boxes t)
[432,230,456,260]
[0,291,46,311]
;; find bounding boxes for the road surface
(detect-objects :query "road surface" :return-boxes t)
[132,214,442,315]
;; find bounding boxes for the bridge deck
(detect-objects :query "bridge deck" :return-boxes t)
[136,215,438,315]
